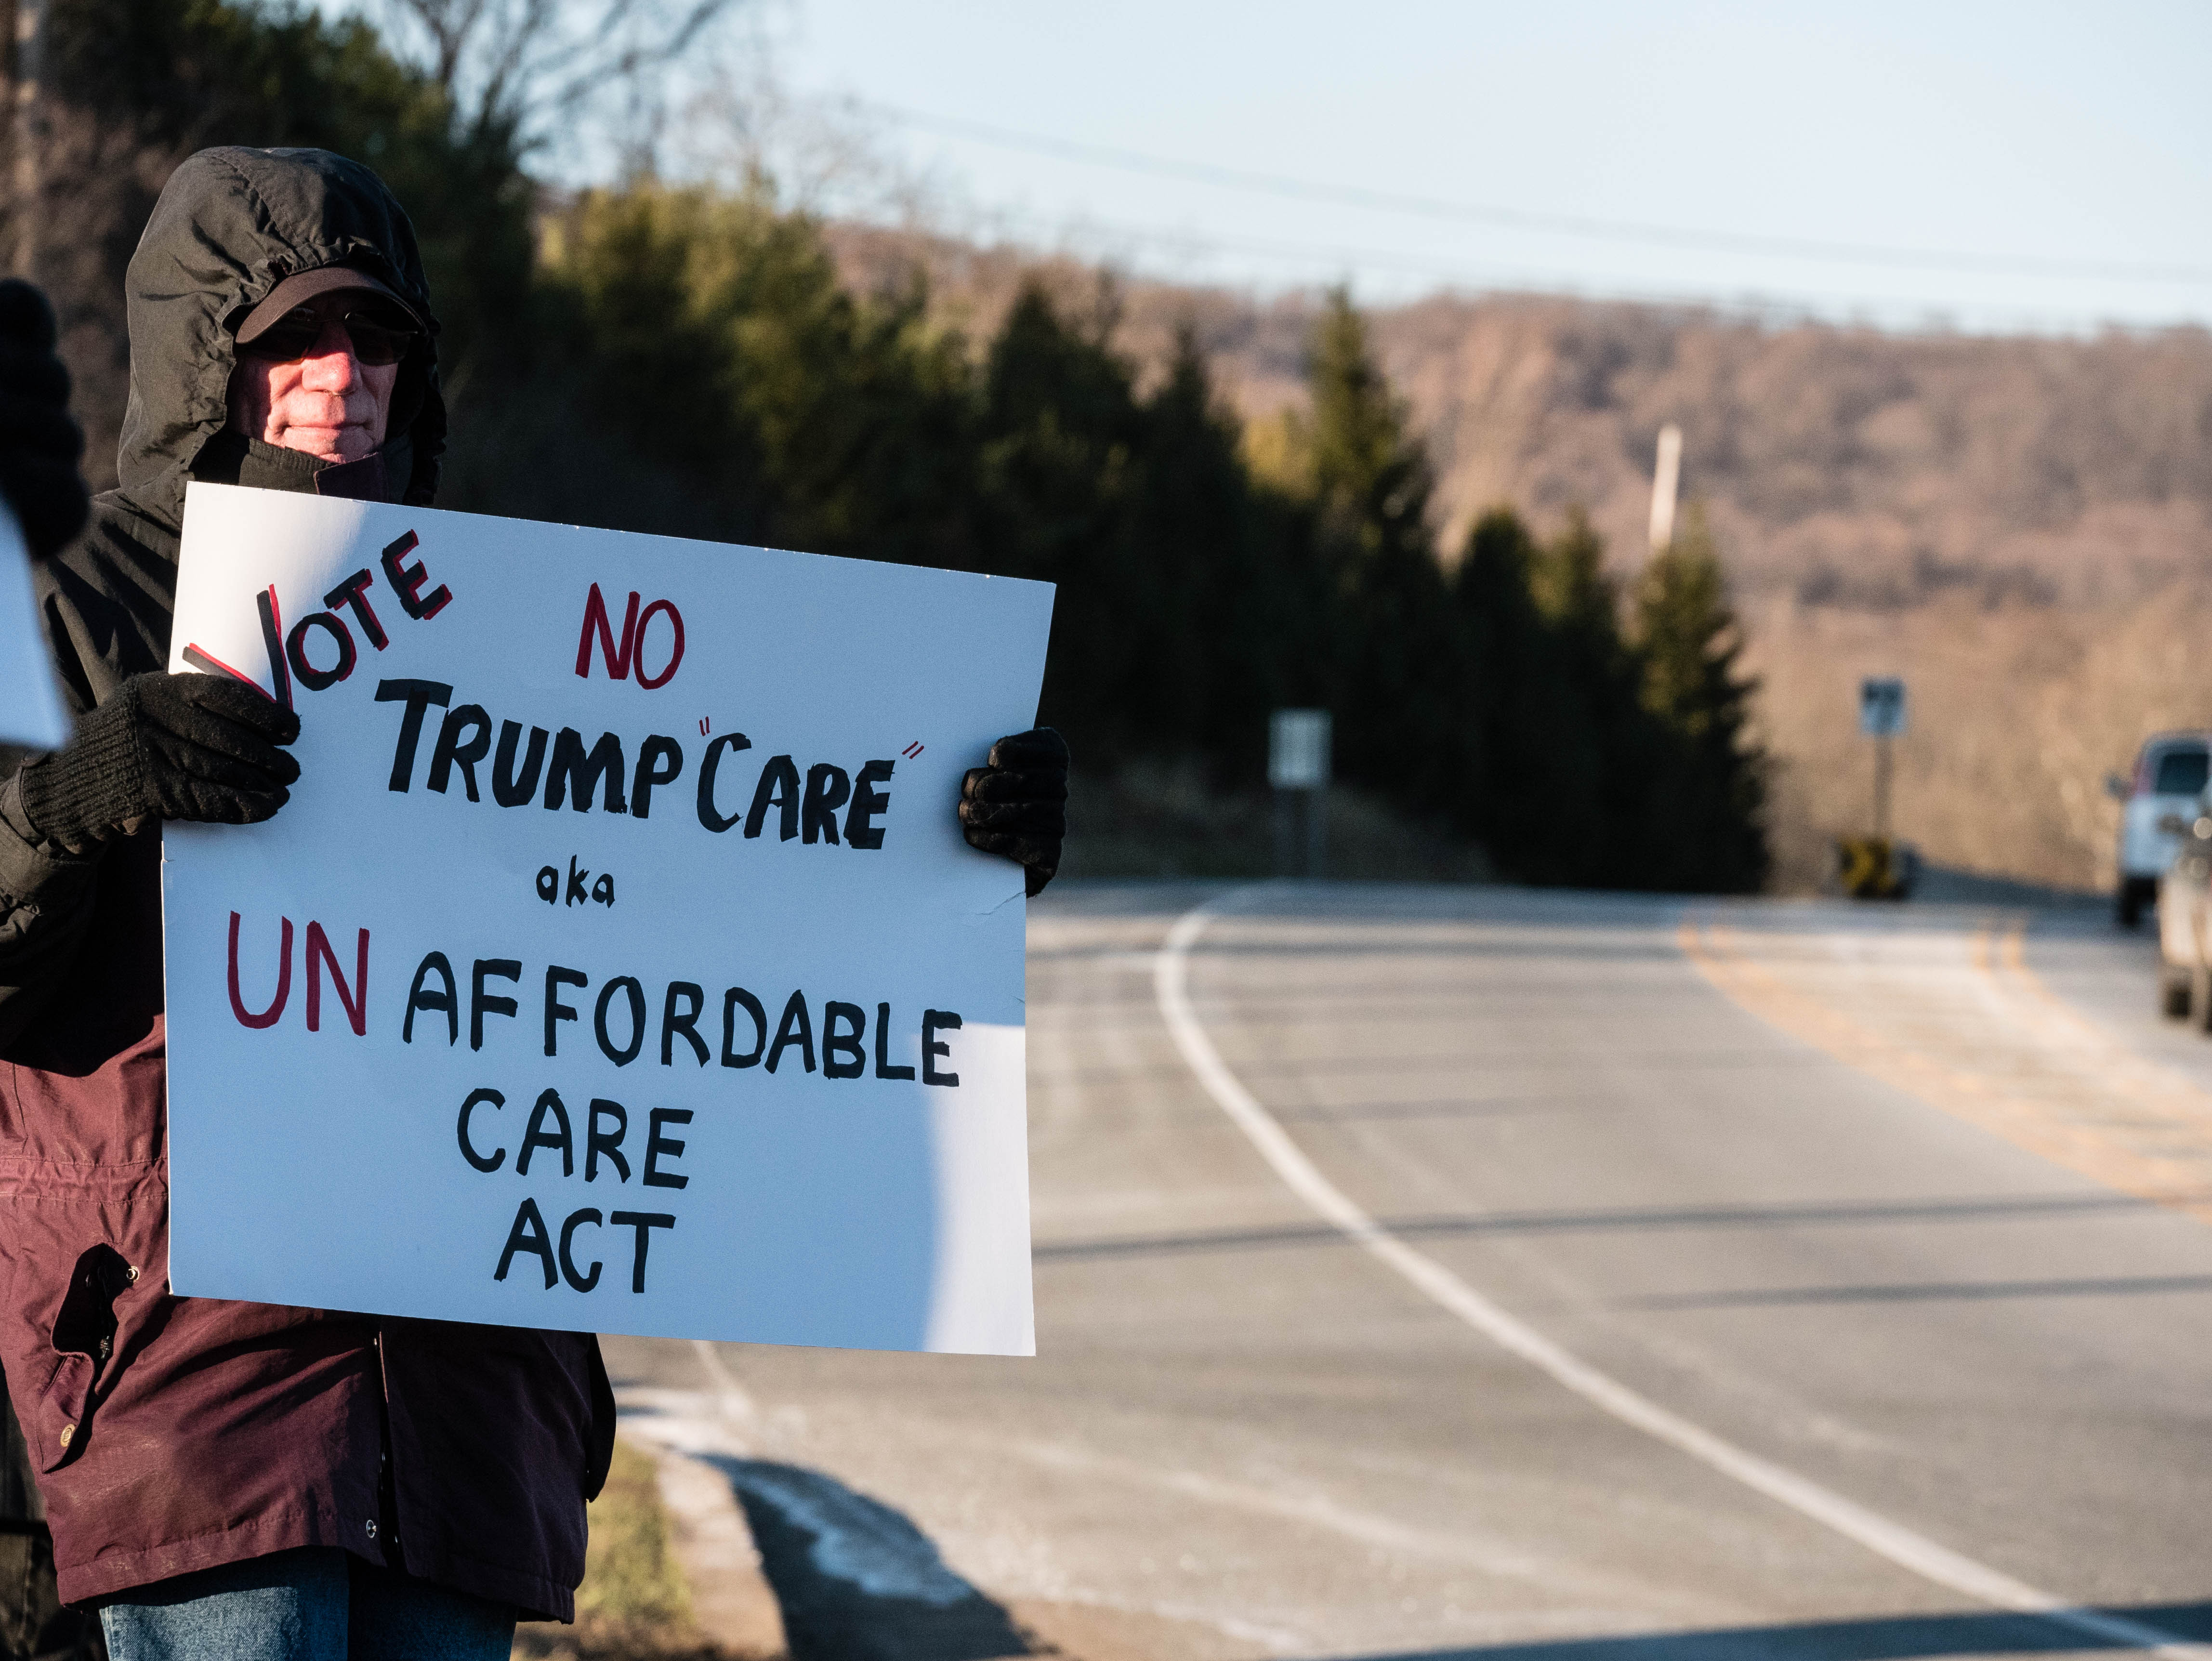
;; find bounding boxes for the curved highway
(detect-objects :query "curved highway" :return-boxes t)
[607,883,2212,1661]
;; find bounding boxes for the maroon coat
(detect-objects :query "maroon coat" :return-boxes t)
[0,147,614,1616]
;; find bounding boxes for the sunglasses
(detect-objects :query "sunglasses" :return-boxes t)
[238,303,420,367]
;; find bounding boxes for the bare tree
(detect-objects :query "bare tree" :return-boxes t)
[373,0,742,158]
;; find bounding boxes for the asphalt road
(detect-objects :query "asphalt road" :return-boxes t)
[606,883,2212,1661]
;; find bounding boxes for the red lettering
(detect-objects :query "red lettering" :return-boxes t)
[633,599,685,689]
[305,922,369,1037]
[228,911,293,1029]
[574,583,640,681]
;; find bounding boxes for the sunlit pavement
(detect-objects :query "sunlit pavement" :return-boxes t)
[604,883,2212,1661]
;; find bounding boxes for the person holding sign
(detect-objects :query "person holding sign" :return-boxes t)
[0,146,1067,1659]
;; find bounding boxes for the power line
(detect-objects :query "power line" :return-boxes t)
[950,205,2185,336]
[857,99,2212,289]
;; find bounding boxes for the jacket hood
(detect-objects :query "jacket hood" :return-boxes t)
[117,146,447,532]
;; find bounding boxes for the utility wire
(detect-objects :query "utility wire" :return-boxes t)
[858,99,2212,288]
[958,206,2180,335]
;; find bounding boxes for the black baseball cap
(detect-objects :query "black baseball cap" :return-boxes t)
[235,265,422,345]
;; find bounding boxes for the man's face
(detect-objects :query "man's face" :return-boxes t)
[226,291,406,463]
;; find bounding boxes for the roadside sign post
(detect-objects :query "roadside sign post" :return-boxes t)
[1270,709,1330,879]
[1858,676,1908,839]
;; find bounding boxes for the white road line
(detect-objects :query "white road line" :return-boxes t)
[1154,891,2211,1659]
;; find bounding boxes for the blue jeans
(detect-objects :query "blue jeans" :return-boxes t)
[99,1547,514,1661]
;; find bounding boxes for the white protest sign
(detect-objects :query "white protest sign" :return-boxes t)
[0,504,68,750]
[163,483,1052,1355]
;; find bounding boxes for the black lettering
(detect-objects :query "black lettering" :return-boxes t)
[427,704,491,799]
[558,1209,603,1292]
[546,965,587,1055]
[596,977,646,1067]
[493,721,549,806]
[643,1108,691,1190]
[923,1009,962,1087]
[457,1087,505,1172]
[696,733,753,832]
[381,529,450,621]
[822,1001,865,1079]
[846,760,895,849]
[375,679,453,792]
[745,756,801,841]
[631,735,683,819]
[471,958,521,1051]
[323,568,388,650]
[287,612,356,691]
[874,1002,916,1080]
[802,764,851,844]
[721,989,766,1068]
[607,1211,676,1293]
[566,856,589,906]
[662,982,708,1066]
[545,728,629,814]
[495,1197,556,1289]
[403,951,458,1046]
[258,586,292,710]
[586,1099,630,1183]
[592,873,615,907]
[537,866,558,903]
[516,1087,575,1178]
[765,990,815,1074]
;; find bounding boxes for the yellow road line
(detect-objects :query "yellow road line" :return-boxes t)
[1678,912,2212,1226]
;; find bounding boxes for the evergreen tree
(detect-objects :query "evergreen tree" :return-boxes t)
[1529,507,1642,884]
[1449,507,1622,883]
[1631,503,1769,891]
[484,185,979,564]
[1449,507,1541,862]
[1529,506,1615,639]
[1125,326,1275,763]
[1300,289,1466,818]
[975,283,1149,751]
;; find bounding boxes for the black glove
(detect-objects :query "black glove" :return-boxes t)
[959,727,1068,897]
[0,279,86,559]
[19,672,301,852]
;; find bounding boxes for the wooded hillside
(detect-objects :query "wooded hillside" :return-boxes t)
[829,223,2212,892]
[29,0,2206,895]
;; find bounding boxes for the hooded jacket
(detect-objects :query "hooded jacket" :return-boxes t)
[0,147,612,1617]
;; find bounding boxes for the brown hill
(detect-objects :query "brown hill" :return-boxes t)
[830,223,2212,894]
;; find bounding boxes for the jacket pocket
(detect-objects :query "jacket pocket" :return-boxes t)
[38,1245,133,1472]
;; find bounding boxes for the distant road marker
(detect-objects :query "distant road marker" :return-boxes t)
[1153,890,2212,1659]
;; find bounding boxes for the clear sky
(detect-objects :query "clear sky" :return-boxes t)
[743,0,2212,333]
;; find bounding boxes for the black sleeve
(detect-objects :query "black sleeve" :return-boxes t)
[0,761,102,1051]
[0,502,187,1048]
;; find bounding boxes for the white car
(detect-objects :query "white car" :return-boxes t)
[2110,731,2212,927]
[2157,809,2212,1021]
